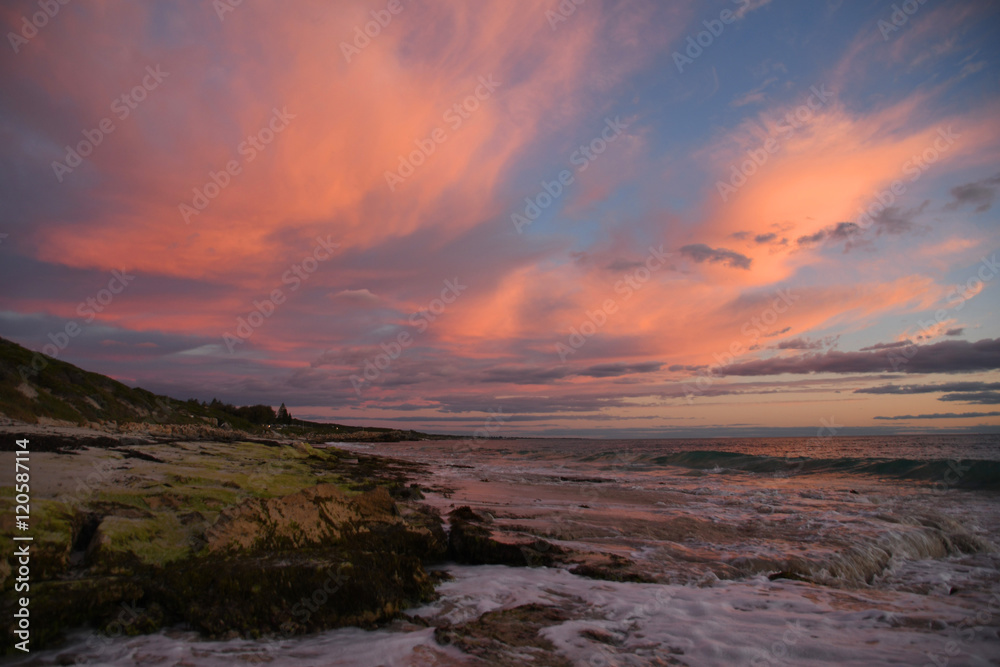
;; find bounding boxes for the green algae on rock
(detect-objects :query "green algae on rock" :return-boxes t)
[0,437,447,654]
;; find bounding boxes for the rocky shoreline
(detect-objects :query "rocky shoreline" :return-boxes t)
[1,421,665,659]
[0,421,456,655]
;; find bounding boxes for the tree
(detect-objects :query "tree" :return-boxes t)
[276,403,292,424]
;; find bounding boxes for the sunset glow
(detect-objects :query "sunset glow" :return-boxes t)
[2,0,999,437]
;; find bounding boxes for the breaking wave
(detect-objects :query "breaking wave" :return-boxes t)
[581,450,1000,489]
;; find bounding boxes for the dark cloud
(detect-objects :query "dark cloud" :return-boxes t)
[796,222,859,248]
[717,338,1000,376]
[478,361,664,384]
[478,366,573,385]
[605,258,645,272]
[874,411,1000,420]
[366,403,439,412]
[668,363,708,372]
[748,233,788,247]
[945,173,1000,213]
[946,327,964,336]
[859,341,911,351]
[871,203,926,235]
[731,228,788,244]
[771,336,837,350]
[580,362,663,378]
[797,203,926,250]
[752,233,787,246]
[938,392,1000,405]
[679,244,752,270]
[773,337,822,350]
[353,413,663,424]
[429,391,633,415]
[855,382,1000,395]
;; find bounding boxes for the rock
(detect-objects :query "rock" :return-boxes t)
[569,555,656,583]
[206,484,399,553]
[449,505,488,523]
[447,506,559,566]
[151,549,434,637]
[131,483,447,636]
[434,604,573,666]
[0,437,451,654]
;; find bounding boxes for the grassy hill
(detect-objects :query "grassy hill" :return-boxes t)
[0,335,223,426]
[0,336,451,441]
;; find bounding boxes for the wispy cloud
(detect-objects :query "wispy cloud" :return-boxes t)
[945,173,1000,213]
[719,339,1000,376]
[679,244,752,270]
[875,411,1000,420]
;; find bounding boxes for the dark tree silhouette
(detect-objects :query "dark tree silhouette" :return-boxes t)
[276,402,292,424]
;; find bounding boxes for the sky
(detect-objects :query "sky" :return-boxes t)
[1,0,999,438]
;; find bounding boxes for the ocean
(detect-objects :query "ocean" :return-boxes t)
[14,434,1000,665]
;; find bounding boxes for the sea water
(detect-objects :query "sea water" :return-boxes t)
[15,434,1000,665]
